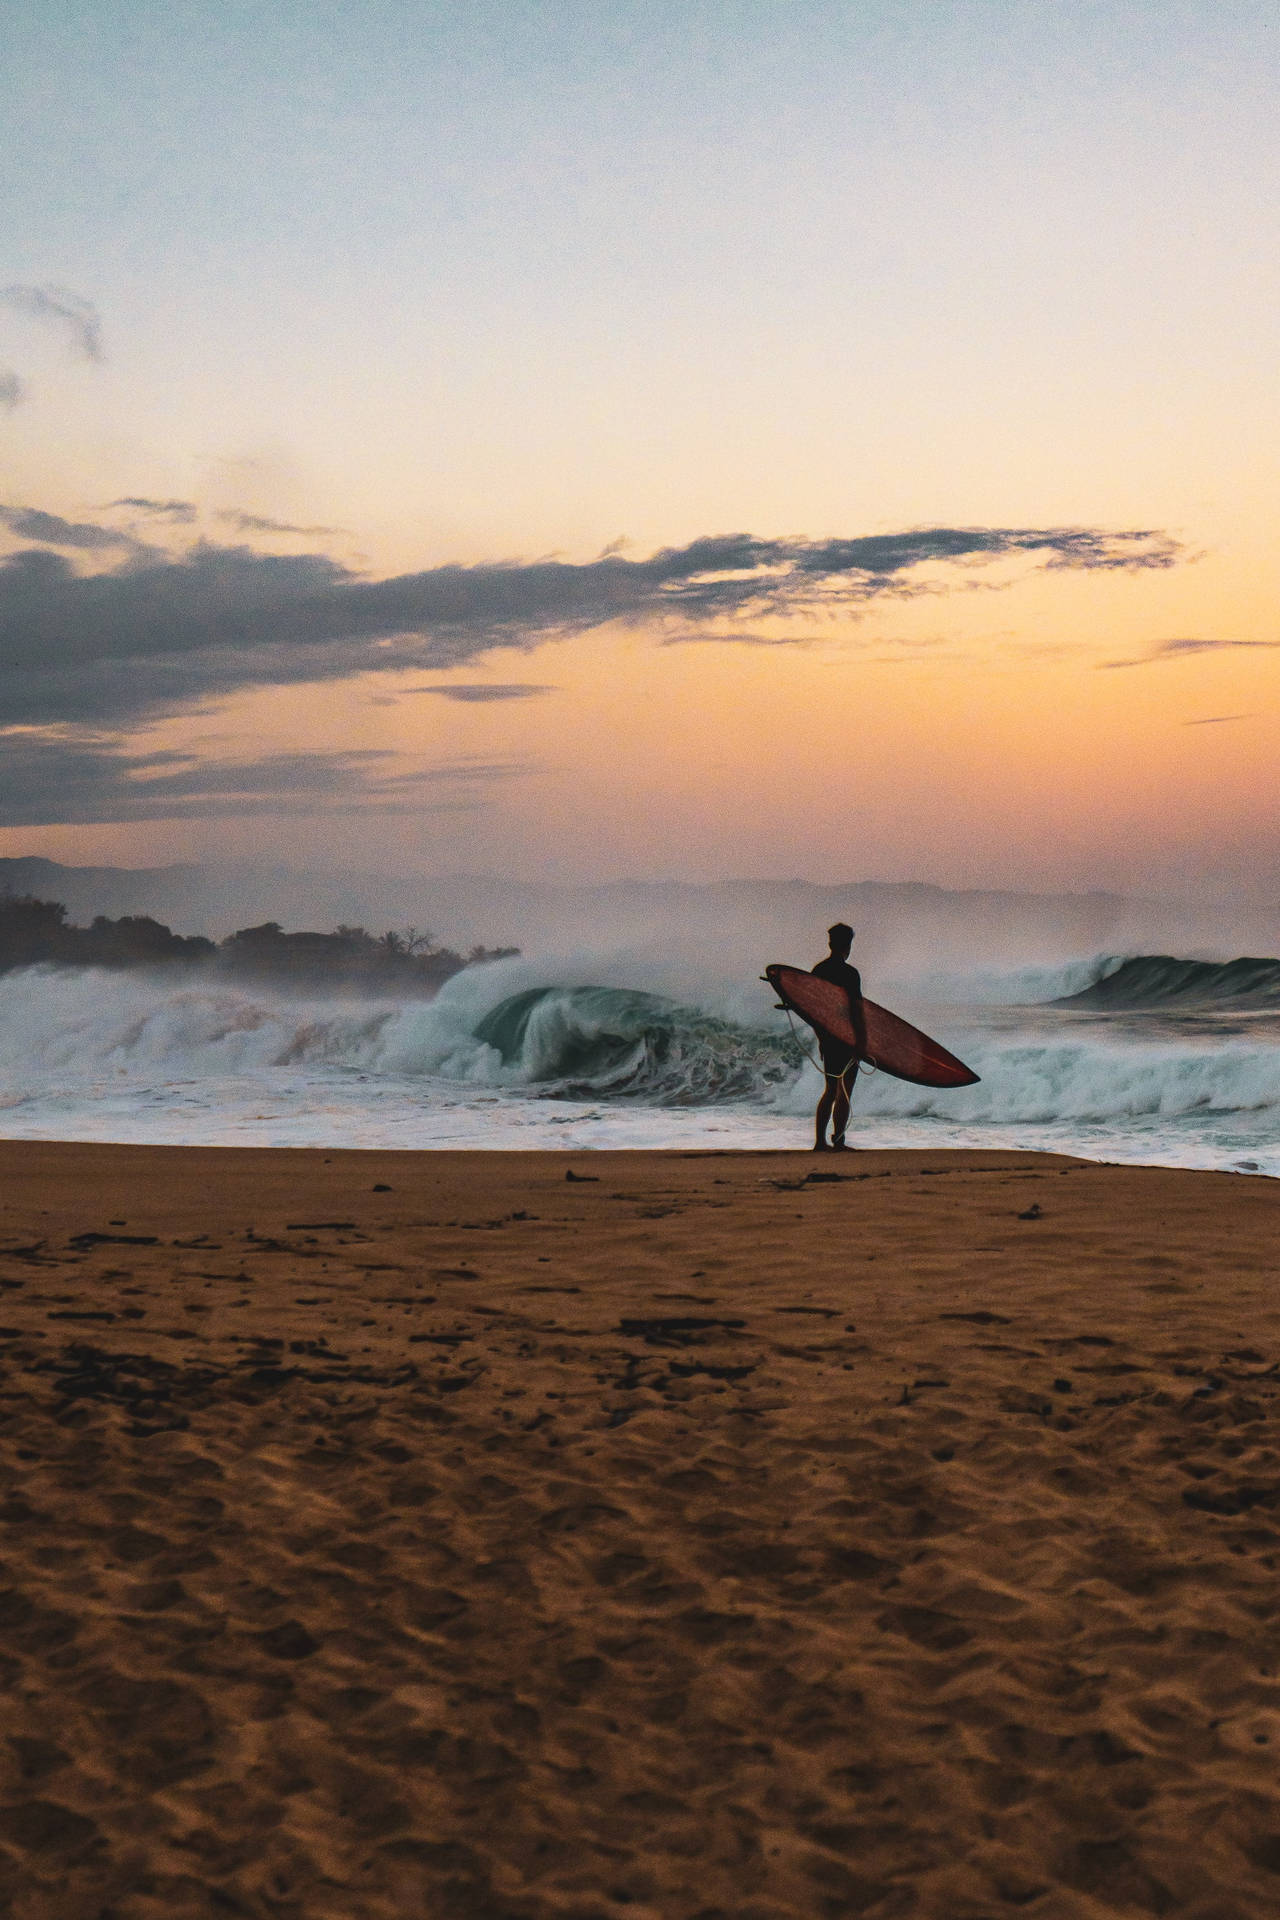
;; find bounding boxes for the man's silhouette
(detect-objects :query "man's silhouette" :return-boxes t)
[811,921,867,1151]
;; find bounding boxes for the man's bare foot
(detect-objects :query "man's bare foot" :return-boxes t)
[813,1140,830,1151]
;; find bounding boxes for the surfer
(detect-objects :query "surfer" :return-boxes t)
[811,922,867,1151]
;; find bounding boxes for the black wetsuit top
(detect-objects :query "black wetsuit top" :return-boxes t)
[810,954,864,1073]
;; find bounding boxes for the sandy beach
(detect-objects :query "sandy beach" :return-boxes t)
[1,1141,1279,1918]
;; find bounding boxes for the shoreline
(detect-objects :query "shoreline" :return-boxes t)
[0,1131,1275,1180]
[3,1142,1279,1915]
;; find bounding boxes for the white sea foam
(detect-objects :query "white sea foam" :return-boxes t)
[897,954,1130,1006]
[1,959,1277,1173]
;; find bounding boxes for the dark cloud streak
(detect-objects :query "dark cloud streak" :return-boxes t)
[0,284,103,361]
[0,734,533,826]
[0,506,135,551]
[1102,637,1280,668]
[404,683,555,702]
[218,510,346,537]
[0,521,1180,729]
[107,497,199,523]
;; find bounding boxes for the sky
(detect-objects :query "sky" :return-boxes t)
[2,0,1278,898]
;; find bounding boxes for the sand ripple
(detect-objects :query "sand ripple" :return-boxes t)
[1,1143,1279,1917]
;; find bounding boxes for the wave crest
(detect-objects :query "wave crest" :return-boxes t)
[1054,954,1280,1010]
[474,985,801,1101]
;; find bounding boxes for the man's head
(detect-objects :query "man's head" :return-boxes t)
[828,921,854,956]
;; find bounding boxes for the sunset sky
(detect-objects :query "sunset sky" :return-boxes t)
[2,0,1277,898]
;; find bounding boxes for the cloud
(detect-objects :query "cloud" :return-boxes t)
[0,284,103,362]
[1182,714,1250,726]
[0,520,1181,729]
[1153,638,1279,659]
[217,510,345,537]
[0,370,23,411]
[1102,636,1280,668]
[404,683,556,702]
[0,505,136,551]
[107,497,199,523]
[0,731,533,825]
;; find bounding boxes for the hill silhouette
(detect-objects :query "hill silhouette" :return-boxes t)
[0,895,517,993]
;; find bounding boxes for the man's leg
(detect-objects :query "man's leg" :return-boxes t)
[814,1076,836,1149]
[831,1063,858,1148]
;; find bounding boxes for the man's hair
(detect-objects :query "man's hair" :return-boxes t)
[828,922,854,947]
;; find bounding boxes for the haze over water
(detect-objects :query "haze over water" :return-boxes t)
[0,868,1276,1175]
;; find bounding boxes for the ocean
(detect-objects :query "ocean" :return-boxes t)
[1,948,1278,1176]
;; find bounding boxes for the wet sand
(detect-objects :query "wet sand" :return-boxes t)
[1,1139,1279,1919]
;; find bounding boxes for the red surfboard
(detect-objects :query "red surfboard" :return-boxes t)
[765,963,980,1089]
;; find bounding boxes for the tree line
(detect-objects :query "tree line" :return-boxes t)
[0,895,518,992]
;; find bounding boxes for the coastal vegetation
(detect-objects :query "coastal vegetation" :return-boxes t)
[0,894,518,992]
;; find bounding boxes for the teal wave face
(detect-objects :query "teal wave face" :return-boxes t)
[472,984,801,1102]
[1054,955,1280,1010]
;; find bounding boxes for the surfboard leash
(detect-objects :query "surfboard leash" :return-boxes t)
[776,1002,878,1080]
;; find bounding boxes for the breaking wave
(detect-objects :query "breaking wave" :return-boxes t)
[848,1033,1280,1126]
[470,985,800,1100]
[0,965,802,1108]
[1,961,1278,1135]
[1052,954,1280,1010]
[902,954,1130,1005]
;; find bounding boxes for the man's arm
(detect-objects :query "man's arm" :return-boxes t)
[846,966,869,1055]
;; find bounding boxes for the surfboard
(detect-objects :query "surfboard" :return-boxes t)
[765,963,980,1089]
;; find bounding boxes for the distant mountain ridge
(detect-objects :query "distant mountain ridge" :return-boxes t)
[0,854,1124,945]
[4,856,1275,981]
